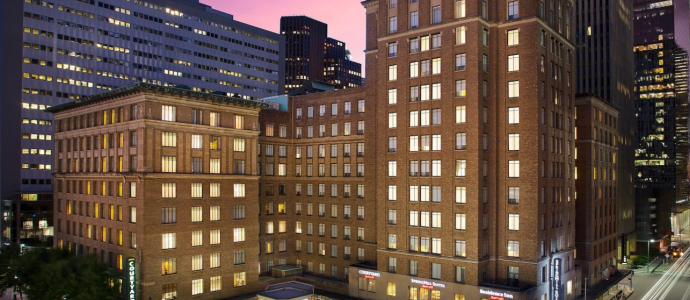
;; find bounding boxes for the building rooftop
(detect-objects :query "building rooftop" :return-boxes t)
[46,83,270,114]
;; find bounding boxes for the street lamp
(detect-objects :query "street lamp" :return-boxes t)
[647,239,654,273]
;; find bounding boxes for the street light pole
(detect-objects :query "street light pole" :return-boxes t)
[584,277,588,300]
[647,239,653,273]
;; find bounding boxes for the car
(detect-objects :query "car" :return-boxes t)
[668,243,684,258]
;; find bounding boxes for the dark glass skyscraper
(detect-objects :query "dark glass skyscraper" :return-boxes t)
[281,16,361,92]
[573,0,635,281]
[633,0,690,241]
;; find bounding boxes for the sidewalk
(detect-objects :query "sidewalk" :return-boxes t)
[0,289,26,300]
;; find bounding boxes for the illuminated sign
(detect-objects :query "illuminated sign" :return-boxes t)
[553,258,563,300]
[480,289,514,299]
[358,270,381,278]
[411,278,446,288]
[127,257,136,300]
[364,275,376,279]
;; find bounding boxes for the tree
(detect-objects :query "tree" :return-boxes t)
[22,248,119,300]
[0,245,119,300]
[0,244,27,299]
[633,255,648,266]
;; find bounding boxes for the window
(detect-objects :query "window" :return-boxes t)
[162,233,176,249]
[388,234,397,250]
[455,160,466,177]
[387,283,396,296]
[161,132,177,147]
[209,112,219,127]
[410,11,419,29]
[389,16,397,33]
[235,115,244,129]
[265,123,274,136]
[456,27,466,45]
[508,107,519,124]
[456,186,467,203]
[509,161,520,177]
[409,260,419,275]
[192,230,203,246]
[495,183,512,203]
[483,28,489,46]
[234,184,245,197]
[161,156,176,173]
[162,105,176,122]
[456,106,466,123]
[421,61,430,77]
[192,254,203,271]
[508,1,519,19]
[455,240,466,257]
[431,263,441,279]
[508,81,520,98]
[210,229,220,245]
[410,61,419,78]
[508,54,519,72]
[161,183,176,198]
[388,113,397,128]
[508,29,519,45]
[456,133,467,150]
[358,100,366,113]
[432,5,441,24]
[456,53,466,71]
[421,35,429,51]
[388,89,397,104]
[508,241,520,257]
[210,276,221,292]
[191,207,203,222]
[508,134,519,151]
[455,0,466,18]
[455,80,466,97]
[455,214,466,230]
[483,55,488,72]
[233,228,245,242]
[410,37,419,53]
[431,34,441,49]
[233,272,246,287]
[209,136,220,150]
[509,214,520,230]
[162,258,176,275]
[456,267,466,284]
[191,279,203,295]
[233,138,245,152]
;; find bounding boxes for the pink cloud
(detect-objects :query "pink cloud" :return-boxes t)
[200,0,367,76]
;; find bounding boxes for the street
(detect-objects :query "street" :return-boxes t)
[628,250,690,300]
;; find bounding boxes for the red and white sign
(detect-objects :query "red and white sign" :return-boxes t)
[490,296,505,300]
[421,284,434,289]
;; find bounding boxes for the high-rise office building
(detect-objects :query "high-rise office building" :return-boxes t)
[573,0,635,284]
[49,83,268,300]
[2,0,284,245]
[633,0,690,242]
[281,16,362,92]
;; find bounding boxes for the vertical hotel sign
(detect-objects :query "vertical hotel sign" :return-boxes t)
[127,257,136,300]
[552,258,562,300]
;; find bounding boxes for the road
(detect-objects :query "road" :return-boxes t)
[630,251,690,300]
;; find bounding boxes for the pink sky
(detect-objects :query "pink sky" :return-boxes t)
[200,0,367,76]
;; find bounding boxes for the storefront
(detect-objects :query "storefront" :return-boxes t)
[348,267,527,300]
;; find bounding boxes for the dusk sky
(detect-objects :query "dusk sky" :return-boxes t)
[200,0,367,76]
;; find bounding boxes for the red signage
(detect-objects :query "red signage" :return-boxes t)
[421,284,434,289]
[364,275,375,279]
[490,296,505,300]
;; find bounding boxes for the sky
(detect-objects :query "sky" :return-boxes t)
[200,0,367,76]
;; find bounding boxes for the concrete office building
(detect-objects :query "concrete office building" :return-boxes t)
[633,0,690,243]
[281,16,362,92]
[49,83,268,300]
[574,0,636,267]
[3,0,284,245]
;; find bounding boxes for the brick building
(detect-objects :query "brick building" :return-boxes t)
[48,83,268,300]
[574,95,619,286]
